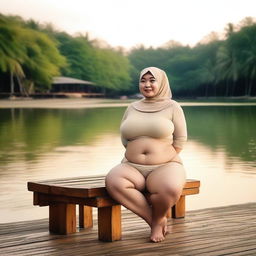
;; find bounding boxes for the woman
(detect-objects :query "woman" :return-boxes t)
[105,67,187,242]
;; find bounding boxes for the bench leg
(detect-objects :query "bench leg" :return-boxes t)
[166,208,172,218]
[79,205,93,228]
[98,205,121,242]
[49,203,76,234]
[172,195,185,218]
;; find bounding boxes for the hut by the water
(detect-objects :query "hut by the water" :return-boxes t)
[50,76,103,97]
[51,76,95,93]
[0,76,103,98]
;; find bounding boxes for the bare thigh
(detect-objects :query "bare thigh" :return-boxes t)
[105,163,146,192]
[146,162,186,195]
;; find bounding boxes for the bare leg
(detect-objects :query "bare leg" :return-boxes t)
[105,163,152,226]
[146,162,186,242]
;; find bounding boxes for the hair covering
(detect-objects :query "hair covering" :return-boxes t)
[131,67,172,112]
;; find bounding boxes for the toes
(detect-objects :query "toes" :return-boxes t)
[150,218,168,242]
[150,234,166,243]
[151,237,165,243]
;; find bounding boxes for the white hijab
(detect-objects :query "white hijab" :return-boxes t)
[132,67,172,112]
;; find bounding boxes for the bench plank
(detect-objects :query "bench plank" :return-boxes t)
[34,193,118,207]
[28,176,200,198]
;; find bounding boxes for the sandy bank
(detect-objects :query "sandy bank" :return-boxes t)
[0,98,132,109]
[1,98,256,109]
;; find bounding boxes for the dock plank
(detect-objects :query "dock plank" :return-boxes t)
[0,203,255,256]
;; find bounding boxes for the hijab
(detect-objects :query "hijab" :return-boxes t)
[131,67,172,112]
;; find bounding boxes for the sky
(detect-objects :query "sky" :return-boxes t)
[1,0,256,49]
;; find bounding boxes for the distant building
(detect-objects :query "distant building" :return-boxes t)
[51,76,96,93]
[51,76,103,97]
[0,76,103,98]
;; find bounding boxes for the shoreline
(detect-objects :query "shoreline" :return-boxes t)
[0,98,132,109]
[0,98,256,109]
[1,98,256,109]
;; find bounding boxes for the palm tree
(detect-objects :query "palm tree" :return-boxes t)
[216,45,239,96]
[240,25,256,96]
[199,59,218,97]
[1,14,67,94]
[243,45,256,96]
[225,23,236,38]
[0,15,26,95]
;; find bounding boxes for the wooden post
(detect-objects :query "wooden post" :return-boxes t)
[172,195,185,218]
[98,205,121,241]
[79,205,93,228]
[33,192,39,205]
[49,203,76,234]
[166,208,172,218]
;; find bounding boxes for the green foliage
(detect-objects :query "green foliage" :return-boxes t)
[1,13,255,96]
[23,29,67,90]
[55,32,132,92]
[0,14,26,93]
[128,18,256,97]
[214,22,256,96]
[55,33,95,81]
[0,14,66,93]
[93,48,132,91]
[0,13,132,94]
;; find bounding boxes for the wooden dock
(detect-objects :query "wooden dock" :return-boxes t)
[1,203,255,256]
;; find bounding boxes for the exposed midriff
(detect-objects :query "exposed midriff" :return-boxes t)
[125,137,178,165]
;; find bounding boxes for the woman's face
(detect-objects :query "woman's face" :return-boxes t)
[139,72,159,98]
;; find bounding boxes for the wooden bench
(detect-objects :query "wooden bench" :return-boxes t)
[27,175,200,241]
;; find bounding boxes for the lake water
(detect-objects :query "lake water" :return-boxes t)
[0,102,255,223]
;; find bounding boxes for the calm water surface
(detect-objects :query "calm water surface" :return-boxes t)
[0,104,255,223]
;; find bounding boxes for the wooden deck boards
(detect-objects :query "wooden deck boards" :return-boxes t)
[1,203,256,256]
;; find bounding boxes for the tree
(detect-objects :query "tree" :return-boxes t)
[0,15,26,95]
[93,48,132,92]
[199,59,217,97]
[22,28,67,92]
[216,45,239,96]
[55,33,95,81]
[238,25,256,96]
[221,22,256,96]
[0,14,66,94]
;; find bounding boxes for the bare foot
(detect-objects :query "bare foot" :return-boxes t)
[150,217,168,242]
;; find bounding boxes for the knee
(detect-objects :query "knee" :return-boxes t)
[105,171,120,192]
[105,169,130,194]
[162,185,183,203]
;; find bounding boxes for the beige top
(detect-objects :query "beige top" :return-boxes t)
[120,100,187,149]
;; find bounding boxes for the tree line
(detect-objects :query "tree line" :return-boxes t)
[0,14,132,95]
[0,13,255,97]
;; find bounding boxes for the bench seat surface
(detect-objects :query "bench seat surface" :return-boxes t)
[28,175,200,198]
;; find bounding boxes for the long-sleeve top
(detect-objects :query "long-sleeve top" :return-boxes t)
[120,100,187,149]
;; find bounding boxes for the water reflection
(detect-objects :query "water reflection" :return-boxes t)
[1,106,254,172]
[184,106,256,171]
[0,105,255,223]
[0,107,124,165]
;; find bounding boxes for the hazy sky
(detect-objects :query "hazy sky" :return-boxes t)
[1,0,255,49]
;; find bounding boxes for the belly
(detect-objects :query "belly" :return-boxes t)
[125,137,177,165]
